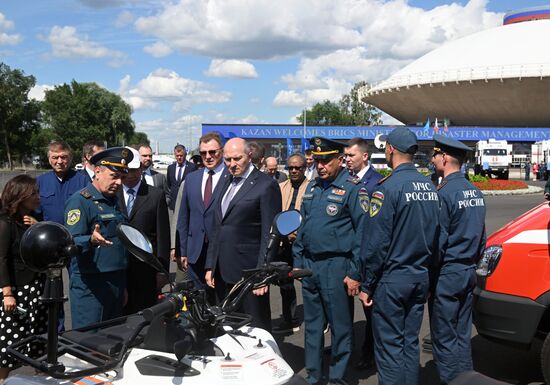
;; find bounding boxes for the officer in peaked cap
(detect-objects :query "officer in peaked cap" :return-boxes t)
[293,137,369,385]
[429,133,486,384]
[90,146,134,173]
[64,147,132,328]
[359,126,439,385]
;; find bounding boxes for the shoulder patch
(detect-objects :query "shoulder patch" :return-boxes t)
[370,198,383,217]
[372,191,384,201]
[67,209,81,226]
[437,180,448,191]
[347,176,360,184]
[359,190,370,213]
[377,174,391,185]
[80,189,92,199]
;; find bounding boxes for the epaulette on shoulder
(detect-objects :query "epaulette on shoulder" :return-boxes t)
[377,174,391,185]
[437,180,448,191]
[346,176,360,184]
[80,189,92,199]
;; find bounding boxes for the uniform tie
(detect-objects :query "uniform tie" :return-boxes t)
[221,177,242,217]
[204,170,215,207]
[127,188,135,215]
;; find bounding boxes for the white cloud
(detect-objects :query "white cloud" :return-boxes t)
[136,116,203,152]
[143,41,172,57]
[0,13,21,45]
[273,90,305,107]
[29,84,54,101]
[119,69,231,111]
[237,114,260,124]
[45,25,127,67]
[133,0,501,61]
[205,59,258,79]
[114,10,135,28]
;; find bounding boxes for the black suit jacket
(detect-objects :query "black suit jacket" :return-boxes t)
[206,167,282,284]
[165,161,196,210]
[117,183,170,267]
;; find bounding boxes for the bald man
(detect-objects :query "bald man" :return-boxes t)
[205,138,282,331]
[265,156,288,183]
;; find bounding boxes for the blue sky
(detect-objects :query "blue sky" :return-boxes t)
[0,0,545,152]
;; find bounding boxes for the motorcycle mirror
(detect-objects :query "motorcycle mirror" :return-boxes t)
[116,223,168,277]
[273,209,302,236]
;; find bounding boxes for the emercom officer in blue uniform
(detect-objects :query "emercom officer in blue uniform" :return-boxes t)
[64,147,132,329]
[430,134,486,384]
[293,137,369,385]
[359,127,440,385]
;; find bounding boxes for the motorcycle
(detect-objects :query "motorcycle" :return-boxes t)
[5,210,309,385]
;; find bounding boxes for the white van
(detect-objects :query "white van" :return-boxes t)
[370,153,390,171]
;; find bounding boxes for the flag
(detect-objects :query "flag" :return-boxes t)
[423,118,431,131]
[443,119,449,132]
[301,138,310,153]
[287,138,294,158]
[433,118,440,134]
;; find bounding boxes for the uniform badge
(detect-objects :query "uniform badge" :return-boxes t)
[372,191,384,201]
[358,188,370,213]
[67,209,81,225]
[326,203,339,216]
[331,188,346,196]
[121,148,129,158]
[314,138,322,146]
[370,198,383,217]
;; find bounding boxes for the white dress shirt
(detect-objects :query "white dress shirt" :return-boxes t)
[174,161,187,181]
[201,162,225,200]
[143,167,154,186]
[123,181,141,210]
[221,163,254,205]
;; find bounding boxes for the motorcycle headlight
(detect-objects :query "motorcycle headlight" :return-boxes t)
[476,245,502,277]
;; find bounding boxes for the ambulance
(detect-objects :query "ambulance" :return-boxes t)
[474,202,550,383]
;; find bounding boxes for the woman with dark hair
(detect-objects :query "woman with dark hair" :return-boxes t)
[0,175,45,382]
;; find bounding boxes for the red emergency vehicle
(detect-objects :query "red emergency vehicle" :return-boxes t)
[474,201,550,383]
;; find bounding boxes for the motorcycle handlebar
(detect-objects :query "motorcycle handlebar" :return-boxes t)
[142,294,183,322]
[287,269,312,280]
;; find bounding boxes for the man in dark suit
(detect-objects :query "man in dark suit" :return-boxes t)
[205,137,282,331]
[165,144,196,211]
[138,143,167,189]
[176,132,227,297]
[265,156,288,183]
[117,147,170,314]
[344,137,383,370]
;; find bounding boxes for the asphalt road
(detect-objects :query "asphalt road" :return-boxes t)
[270,192,547,385]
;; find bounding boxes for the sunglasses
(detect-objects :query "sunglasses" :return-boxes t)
[288,166,304,171]
[200,149,221,157]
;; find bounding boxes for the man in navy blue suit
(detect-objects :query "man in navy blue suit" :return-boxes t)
[205,137,282,331]
[176,132,226,298]
[165,144,196,211]
[344,137,383,370]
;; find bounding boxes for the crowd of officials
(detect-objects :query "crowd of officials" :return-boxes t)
[0,127,487,385]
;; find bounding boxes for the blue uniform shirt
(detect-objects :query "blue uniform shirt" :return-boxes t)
[64,184,127,274]
[293,168,369,281]
[36,169,88,224]
[361,163,440,294]
[437,171,486,273]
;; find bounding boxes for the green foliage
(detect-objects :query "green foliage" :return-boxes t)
[469,174,489,182]
[379,169,392,177]
[297,81,382,126]
[41,80,137,161]
[0,62,42,169]
[128,132,150,146]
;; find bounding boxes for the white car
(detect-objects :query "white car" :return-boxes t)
[152,160,170,169]
[74,163,84,170]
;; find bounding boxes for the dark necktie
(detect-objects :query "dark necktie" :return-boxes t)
[221,177,242,217]
[127,188,135,215]
[177,164,183,182]
[204,170,215,207]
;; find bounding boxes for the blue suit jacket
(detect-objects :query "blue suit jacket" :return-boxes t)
[176,167,228,264]
[361,166,383,196]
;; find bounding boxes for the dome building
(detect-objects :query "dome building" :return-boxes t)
[361,6,550,127]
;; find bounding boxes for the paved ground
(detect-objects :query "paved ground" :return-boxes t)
[6,169,549,384]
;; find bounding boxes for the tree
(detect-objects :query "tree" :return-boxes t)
[297,81,382,126]
[0,63,42,169]
[128,132,149,146]
[41,80,135,161]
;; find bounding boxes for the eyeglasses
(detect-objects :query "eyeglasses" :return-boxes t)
[200,149,221,157]
[288,166,304,171]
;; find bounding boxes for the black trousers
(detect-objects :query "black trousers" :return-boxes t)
[278,242,297,323]
[213,267,272,332]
